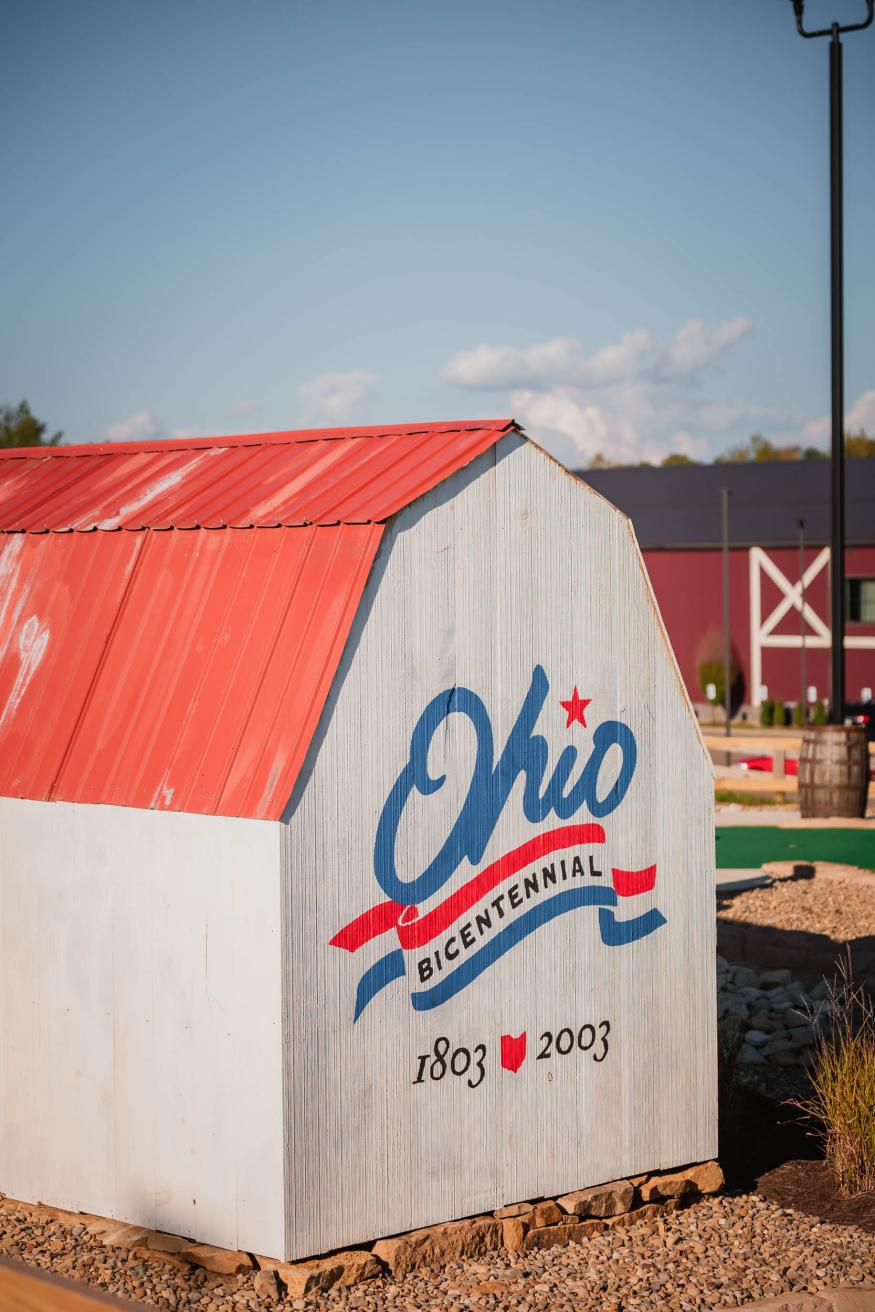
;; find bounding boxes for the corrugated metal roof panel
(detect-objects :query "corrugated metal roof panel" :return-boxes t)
[0,525,382,819]
[0,420,514,531]
[0,532,145,799]
[0,421,515,819]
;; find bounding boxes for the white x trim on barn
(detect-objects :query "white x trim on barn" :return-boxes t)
[749,546,875,706]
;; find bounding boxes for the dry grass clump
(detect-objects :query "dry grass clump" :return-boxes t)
[792,954,875,1196]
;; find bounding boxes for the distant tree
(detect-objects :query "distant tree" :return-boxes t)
[716,433,803,463]
[661,453,696,466]
[589,452,653,469]
[715,429,875,464]
[845,429,875,458]
[0,401,62,449]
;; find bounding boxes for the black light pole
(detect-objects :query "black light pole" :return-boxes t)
[799,519,807,720]
[790,0,873,724]
[721,487,731,738]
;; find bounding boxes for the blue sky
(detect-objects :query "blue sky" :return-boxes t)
[2,0,874,466]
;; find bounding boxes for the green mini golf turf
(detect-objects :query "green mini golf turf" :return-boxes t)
[716,826,875,870]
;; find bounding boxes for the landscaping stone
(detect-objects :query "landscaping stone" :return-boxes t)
[372,1217,502,1277]
[603,1199,680,1229]
[253,1267,280,1301]
[557,1178,635,1217]
[1,1191,872,1311]
[276,1250,382,1296]
[639,1160,724,1202]
[499,1217,528,1251]
[529,1199,562,1227]
[182,1242,253,1275]
[492,1201,533,1219]
[522,1219,604,1251]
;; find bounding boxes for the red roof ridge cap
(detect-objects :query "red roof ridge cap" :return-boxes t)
[0,419,517,461]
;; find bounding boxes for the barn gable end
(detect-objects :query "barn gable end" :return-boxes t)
[280,434,714,1258]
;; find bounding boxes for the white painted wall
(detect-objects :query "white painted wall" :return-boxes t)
[282,435,716,1259]
[0,798,285,1256]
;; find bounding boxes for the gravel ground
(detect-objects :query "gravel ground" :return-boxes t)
[716,875,875,943]
[2,1194,873,1311]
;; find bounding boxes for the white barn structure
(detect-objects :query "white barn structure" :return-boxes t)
[0,420,716,1261]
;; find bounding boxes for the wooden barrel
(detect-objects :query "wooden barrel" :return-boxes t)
[798,724,870,819]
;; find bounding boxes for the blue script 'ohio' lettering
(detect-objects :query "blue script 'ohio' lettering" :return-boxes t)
[374,665,636,906]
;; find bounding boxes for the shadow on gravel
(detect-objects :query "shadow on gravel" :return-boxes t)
[715,907,875,989]
[720,1088,818,1193]
[720,1088,875,1234]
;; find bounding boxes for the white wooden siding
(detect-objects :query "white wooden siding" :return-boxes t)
[0,798,285,1255]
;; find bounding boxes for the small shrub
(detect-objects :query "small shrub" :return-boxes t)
[773,699,786,727]
[715,788,782,807]
[759,698,775,727]
[792,700,806,727]
[791,955,875,1196]
[814,699,828,725]
[695,628,745,715]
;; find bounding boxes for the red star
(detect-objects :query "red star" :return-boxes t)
[560,687,591,728]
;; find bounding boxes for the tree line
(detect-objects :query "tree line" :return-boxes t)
[590,430,875,469]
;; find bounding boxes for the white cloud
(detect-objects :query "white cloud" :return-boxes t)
[104,410,163,442]
[443,317,765,466]
[230,400,260,417]
[443,319,752,394]
[804,389,875,448]
[661,318,752,379]
[298,371,377,421]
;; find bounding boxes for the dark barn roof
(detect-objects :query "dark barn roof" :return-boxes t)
[576,458,875,550]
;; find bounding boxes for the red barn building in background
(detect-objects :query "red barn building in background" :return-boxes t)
[579,459,875,715]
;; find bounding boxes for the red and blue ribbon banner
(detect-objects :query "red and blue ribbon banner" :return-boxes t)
[330,667,667,1022]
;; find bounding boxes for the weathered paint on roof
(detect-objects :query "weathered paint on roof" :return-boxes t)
[0,421,514,531]
[0,421,515,819]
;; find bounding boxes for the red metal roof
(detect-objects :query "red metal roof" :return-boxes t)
[0,420,514,819]
[0,420,514,531]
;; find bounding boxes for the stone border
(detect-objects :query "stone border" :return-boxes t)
[0,1161,723,1298]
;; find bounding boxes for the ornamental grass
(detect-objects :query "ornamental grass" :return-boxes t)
[792,953,875,1197]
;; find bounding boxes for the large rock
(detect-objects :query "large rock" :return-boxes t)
[181,1243,253,1275]
[276,1249,382,1296]
[501,1218,528,1252]
[493,1202,533,1219]
[530,1200,563,1228]
[89,1220,152,1248]
[522,1219,604,1251]
[372,1217,502,1277]
[640,1161,724,1202]
[557,1179,634,1218]
[253,1268,280,1302]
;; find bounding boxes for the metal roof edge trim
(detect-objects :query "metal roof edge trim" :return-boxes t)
[0,419,516,461]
